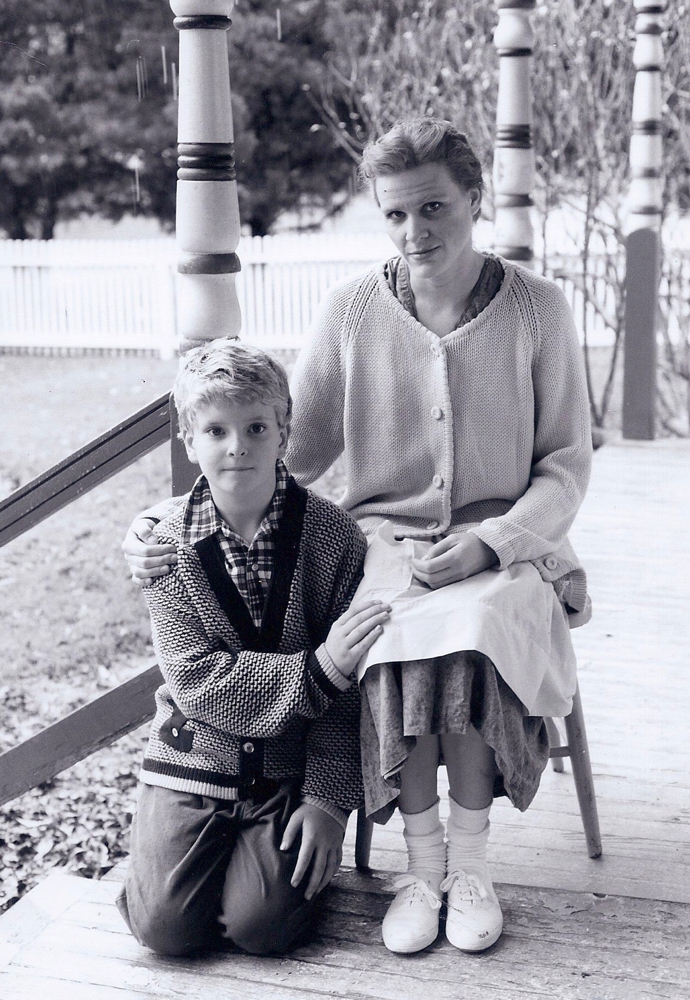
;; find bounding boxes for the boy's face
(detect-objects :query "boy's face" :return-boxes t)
[184,397,287,512]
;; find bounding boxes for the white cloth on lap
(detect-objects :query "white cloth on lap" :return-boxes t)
[354,521,576,719]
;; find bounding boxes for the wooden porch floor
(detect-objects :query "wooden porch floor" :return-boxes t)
[2,438,690,998]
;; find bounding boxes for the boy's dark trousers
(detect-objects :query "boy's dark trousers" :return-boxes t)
[117,779,321,956]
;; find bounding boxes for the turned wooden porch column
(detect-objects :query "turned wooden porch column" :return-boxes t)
[492,0,536,267]
[169,0,243,492]
[622,1,665,440]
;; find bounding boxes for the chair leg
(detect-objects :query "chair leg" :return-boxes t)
[564,685,603,859]
[545,717,565,772]
[355,806,374,870]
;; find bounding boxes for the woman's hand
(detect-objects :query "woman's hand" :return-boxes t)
[122,517,177,586]
[411,533,498,589]
[280,804,345,900]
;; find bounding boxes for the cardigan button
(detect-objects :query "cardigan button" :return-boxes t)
[544,556,559,571]
[426,520,439,530]
[171,727,179,738]
[432,474,444,489]
[242,741,255,754]
[431,406,443,420]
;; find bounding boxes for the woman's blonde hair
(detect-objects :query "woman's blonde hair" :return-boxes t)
[360,117,483,217]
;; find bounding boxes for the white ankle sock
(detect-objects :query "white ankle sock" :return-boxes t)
[446,797,491,876]
[400,799,446,886]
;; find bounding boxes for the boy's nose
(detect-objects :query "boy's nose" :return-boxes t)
[225,435,248,456]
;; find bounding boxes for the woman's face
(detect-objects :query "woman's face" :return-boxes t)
[374,162,481,284]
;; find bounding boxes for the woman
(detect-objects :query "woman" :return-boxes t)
[124,117,592,956]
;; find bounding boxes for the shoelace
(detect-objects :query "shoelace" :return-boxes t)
[440,870,490,907]
[388,873,443,910]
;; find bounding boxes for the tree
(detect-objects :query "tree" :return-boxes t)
[0,0,355,238]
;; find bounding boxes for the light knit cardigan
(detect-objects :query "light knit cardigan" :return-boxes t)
[285,258,593,622]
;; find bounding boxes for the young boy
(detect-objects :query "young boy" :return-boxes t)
[117,340,389,956]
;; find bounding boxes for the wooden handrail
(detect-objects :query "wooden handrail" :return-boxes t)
[0,663,163,808]
[0,392,171,550]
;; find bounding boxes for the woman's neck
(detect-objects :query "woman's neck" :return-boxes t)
[409,249,486,338]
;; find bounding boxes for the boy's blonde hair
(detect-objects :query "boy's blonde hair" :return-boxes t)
[173,339,292,437]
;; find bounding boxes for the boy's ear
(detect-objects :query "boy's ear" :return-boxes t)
[182,431,200,466]
[277,423,289,459]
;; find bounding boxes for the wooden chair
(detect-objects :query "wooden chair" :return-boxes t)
[354,682,602,869]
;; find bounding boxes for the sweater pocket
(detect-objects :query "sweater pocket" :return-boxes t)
[159,704,194,753]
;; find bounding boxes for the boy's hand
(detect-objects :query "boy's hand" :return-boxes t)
[324,599,390,677]
[122,517,177,587]
[280,803,345,900]
[411,533,498,589]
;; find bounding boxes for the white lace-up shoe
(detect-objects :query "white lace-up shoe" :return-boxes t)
[381,873,443,953]
[441,868,503,952]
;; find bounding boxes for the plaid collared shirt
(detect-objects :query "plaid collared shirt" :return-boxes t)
[181,460,290,627]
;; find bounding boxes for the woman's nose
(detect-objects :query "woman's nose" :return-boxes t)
[406,215,429,243]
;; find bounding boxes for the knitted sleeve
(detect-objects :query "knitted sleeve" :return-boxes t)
[144,570,339,739]
[300,683,364,813]
[470,278,593,567]
[285,280,355,486]
[300,509,367,812]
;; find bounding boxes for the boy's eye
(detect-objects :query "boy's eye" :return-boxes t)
[208,426,224,436]
[423,201,442,214]
[248,423,267,434]
[386,211,405,222]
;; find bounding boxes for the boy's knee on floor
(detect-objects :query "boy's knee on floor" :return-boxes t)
[118,888,209,957]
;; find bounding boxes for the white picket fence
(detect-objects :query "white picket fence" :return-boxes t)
[2,235,685,355]
[0,236,394,356]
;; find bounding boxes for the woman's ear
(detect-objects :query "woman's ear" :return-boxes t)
[468,186,482,220]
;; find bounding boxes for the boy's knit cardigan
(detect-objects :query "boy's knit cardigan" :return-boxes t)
[286,258,594,626]
[140,478,367,824]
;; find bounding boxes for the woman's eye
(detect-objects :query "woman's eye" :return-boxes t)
[424,202,442,214]
[386,211,405,222]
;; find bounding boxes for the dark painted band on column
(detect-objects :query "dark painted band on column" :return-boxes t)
[496,0,536,9]
[632,121,663,135]
[634,4,666,13]
[177,142,236,181]
[496,124,532,149]
[494,194,534,208]
[495,48,533,57]
[173,15,232,30]
[635,22,663,33]
[632,167,661,178]
[494,246,533,261]
[628,205,662,215]
[178,252,242,275]
[178,168,236,181]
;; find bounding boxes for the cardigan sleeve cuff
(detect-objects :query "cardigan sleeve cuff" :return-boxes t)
[300,795,350,831]
[314,644,354,692]
[467,524,515,570]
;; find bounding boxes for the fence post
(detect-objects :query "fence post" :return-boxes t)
[169,0,243,492]
[492,0,536,267]
[622,0,665,441]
